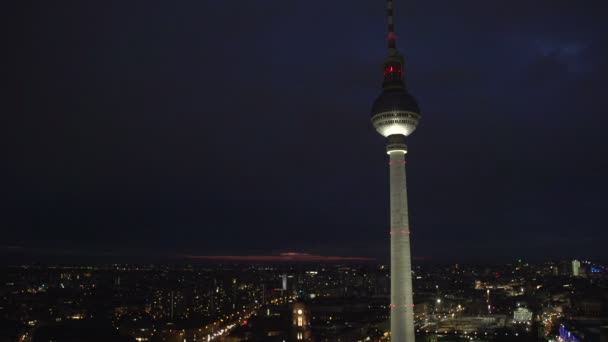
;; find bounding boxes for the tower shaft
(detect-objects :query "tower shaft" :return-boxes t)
[388,141,414,342]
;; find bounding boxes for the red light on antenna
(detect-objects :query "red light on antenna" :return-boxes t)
[384,65,403,77]
[388,33,398,40]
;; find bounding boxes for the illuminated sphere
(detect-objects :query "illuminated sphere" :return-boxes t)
[371,89,420,137]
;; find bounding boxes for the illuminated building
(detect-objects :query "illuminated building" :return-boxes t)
[370,0,421,340]
[282,274,288,291]
[559,321,608,342]
[513,307,533,322]
[572,259,581,277]
[292,302,312,341]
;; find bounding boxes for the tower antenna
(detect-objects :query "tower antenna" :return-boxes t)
[387,0,397,49]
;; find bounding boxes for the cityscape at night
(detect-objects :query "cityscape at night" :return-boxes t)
[0,260,606,341]
[2,0,608,341]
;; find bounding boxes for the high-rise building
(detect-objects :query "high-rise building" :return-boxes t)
[370,0,421,341]
[513,307,533,322]
[292,302,313,341]
[572,260,581,277]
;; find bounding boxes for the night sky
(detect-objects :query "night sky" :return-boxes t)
[2,0,607,263]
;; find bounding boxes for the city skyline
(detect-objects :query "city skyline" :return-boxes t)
[2,0,608,262]
[1,259,605,341]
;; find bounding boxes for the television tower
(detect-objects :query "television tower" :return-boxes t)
[370,0,420,341]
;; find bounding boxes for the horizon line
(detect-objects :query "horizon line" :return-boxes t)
[183,253,376,262]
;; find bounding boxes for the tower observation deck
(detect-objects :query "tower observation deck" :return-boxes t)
[370,0,421,341]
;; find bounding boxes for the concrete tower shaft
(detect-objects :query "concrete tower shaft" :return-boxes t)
[387,136,415,342]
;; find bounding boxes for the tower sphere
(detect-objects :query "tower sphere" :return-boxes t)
[371,89,420,137]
